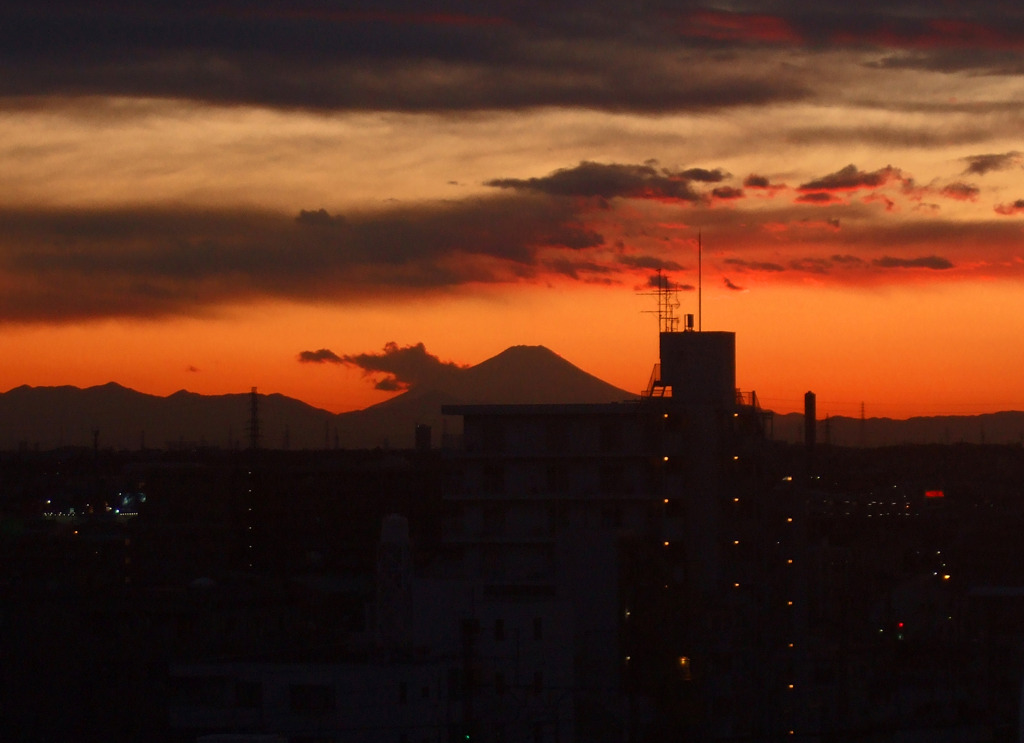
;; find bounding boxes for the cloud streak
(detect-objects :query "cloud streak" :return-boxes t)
[0,196,610,322]
[0,4,813,114]
[963,151,1022,176]
[1,154,1022,323]
[486,161,715,202]
[299,349,343,364]
[339,341,466,391]
[872,256,954,270]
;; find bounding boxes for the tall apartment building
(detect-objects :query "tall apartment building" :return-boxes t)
[441,328,797,741]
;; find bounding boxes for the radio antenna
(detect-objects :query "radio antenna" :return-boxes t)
[640,269,680,333]
[698,230,702,332]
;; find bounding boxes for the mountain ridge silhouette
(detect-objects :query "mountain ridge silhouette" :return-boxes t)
[4,347,1023,450]
[0,345,637,451]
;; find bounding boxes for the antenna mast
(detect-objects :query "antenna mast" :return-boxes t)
[698,230,702,332]
[248,387,261,451]
[641,269,681,333]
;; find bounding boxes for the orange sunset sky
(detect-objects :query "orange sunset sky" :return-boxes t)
[3,2,1024,420]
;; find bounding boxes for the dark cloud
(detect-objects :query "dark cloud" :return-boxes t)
[298,348,344,364]
[723,277,745,291]
[677,6,1024,51]
[725,258,785,272]
[743,174,785,189]
[486,161,707,202]
[186,365,200,373]
[785,122,1002,149]
[0,195,614,322]
[5,4,1024,116]
[940,182,980,201]
[963,151,1022,176]
[995,199,1024,215]
[619,255,685,271]
[788,258,831,274]
[644,274,694,291]
[0,4,812,114]
[831,254,865,265]
[681,168,729,183]
[795,192,841,204]
[868,48,1024,76]
[544,258,614,280]
[296,209,346,227]
[872,256,954,270]
[712,186,744,200]
[799,164,903,192]
[341,341,465,392]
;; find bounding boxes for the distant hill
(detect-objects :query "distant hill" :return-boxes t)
[0,382,338,452]
[773,411,1024,447]
[7,349,1024,451]
[0,346,636,451]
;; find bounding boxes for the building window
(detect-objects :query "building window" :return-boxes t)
[399,681,408,704]
[546,464,569,494]
[533,617,543,641]
[483,463,505,495]
[235,680,262,708]
[599,420,621,452]
[481,421,505,453]
[289,683,336,714]
[448,668,463,701]
[483,504,505,535]
[495,672,506,696]
[545,422,569,452]
[494,618,505,641]
[601,505,623,528]
[533,671,543,695]
[600,464,625,495]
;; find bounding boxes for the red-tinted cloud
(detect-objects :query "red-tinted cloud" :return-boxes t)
[744,174,786,191]
[995,200,1024,215]
[795,192,843,205]
[712,186,745,201]
[680,11,802,44]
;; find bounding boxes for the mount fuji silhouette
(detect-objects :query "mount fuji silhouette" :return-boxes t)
[0,346,637,451]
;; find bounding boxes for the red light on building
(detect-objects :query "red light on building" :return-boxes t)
[925,490,944,499]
